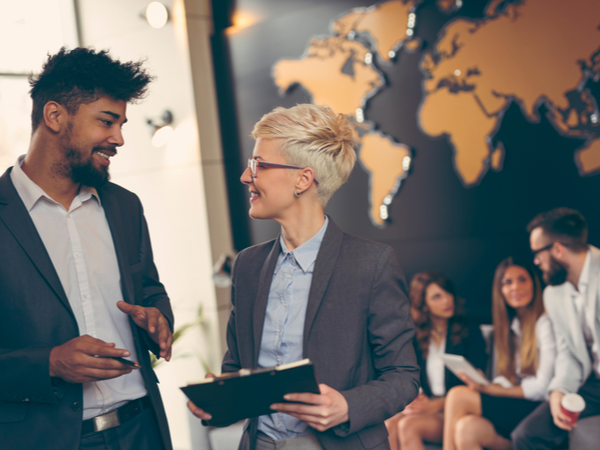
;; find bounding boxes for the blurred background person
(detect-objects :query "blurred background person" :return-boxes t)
[189,103,420,450]
[513,208,600,449]
[443,257,555,450]
[385,271,487,450]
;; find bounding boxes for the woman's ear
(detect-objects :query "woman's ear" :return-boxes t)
[295,167,317,194]
[43,101,64,133]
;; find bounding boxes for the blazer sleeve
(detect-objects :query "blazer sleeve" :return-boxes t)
[444,320,488,393]
[0,347,59,404]
[466,322,488,372]
[132,206,173,356]
[221,254,242,374]
[545,291,586,395]
[334,247,420,436]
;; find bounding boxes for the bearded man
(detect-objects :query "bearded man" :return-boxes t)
[512,208,600,449]
[0,47,173,450]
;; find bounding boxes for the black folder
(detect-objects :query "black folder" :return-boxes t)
[181,359,320,427]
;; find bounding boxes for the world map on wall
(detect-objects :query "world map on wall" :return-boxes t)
[272,0,600,227]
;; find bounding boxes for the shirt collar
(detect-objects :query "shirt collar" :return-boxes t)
[275,216,329,274]
[10,155,101,211]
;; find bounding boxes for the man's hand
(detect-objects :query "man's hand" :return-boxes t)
[188,372,216,421]
[270,384,349,432]
[49,335,136,383]
[549,390,575,431]
[117,301,172,361]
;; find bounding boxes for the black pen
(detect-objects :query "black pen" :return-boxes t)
[107,356,141,368]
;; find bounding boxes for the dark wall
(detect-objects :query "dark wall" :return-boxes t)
[210,0,600,323]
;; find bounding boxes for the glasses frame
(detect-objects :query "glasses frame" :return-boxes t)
[247,159,319,184]
[532,242,570,260]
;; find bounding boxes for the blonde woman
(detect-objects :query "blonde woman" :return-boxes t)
[189,104,420,450]
[443,257,556,450]
[385,272,487,449]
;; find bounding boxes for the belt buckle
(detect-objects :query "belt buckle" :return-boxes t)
[93,410,120,432]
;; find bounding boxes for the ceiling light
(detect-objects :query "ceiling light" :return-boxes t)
[146,2,169,29]
[147,110,174,147]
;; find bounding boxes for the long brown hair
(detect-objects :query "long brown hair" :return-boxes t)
[410,271,467,359]
[492,257,544,384]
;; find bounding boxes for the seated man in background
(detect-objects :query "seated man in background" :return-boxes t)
[512,208,600,449]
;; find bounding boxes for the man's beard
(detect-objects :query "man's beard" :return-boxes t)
[59,124,110,188]
[544,255,568,286]
[66,148,110,188]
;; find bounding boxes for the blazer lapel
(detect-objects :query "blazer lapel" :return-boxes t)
[0,169,71,314]
[302,220,343,354]
[557,283,587,362]
[99,187,134,305]
[586,246,600,341]
[252,239,281,366]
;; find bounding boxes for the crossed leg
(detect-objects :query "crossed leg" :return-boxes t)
[443,386,511,450]
[385,412,443,450]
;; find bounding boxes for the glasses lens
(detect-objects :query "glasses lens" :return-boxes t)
[248,159,257,177]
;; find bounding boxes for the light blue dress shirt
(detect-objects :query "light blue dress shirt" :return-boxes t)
[257,216,329,440]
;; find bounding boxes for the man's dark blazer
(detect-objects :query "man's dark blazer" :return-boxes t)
[221,219,420,450]
[0,167,174,450]
[414,318,487,398]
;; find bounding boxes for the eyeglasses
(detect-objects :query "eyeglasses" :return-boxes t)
[247,159,319,184]
[531,242,570,259]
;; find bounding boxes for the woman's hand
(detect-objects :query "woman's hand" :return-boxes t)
[187,372,216,421]
[270,384,349,432]
[457,370,505,395]
[403,394,444,415]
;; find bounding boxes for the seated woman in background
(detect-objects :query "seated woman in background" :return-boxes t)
[385,271,487,450]
[443,257,556,450]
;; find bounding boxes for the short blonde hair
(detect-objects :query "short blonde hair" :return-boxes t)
[252,104,357,206]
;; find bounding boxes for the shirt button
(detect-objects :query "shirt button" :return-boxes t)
[72,402,82,411]
[83,294,88,299]
[286,274,292,279]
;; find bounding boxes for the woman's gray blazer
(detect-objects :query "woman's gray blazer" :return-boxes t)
[222,219,420,450]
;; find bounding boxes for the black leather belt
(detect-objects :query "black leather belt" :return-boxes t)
[81,396,151,435]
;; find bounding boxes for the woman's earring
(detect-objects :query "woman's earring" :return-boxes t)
[294,190,301,198]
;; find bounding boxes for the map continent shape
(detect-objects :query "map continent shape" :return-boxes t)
[273,0,420,225]
[332,0,419,63]
[359,132,411,226]
[273,37,382,116]
[419,0,600,185]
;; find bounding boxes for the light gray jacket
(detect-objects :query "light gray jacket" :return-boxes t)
[544,245,600,395]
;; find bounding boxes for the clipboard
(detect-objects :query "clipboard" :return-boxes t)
[181,359,320,427]
[440,354,490,386]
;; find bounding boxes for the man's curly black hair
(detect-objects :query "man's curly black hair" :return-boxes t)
[29,47,154,130]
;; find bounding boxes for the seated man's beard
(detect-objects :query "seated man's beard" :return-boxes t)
[66,149,110,188]
[545,255,568,286]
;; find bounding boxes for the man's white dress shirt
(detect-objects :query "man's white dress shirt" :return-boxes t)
[11,156,146,420]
